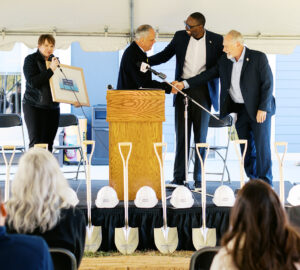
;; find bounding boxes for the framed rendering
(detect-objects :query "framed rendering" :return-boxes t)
[48,63,90,106]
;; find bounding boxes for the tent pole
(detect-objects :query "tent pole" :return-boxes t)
[130,0,134,42]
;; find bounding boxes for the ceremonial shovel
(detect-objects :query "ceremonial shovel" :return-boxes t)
[234,140,248,188]
[115,142,138,254]
[1,146,16,202]
[274,142,288,204]
[154,142,178,254]
[193,143,216,250]
[83,140,102,252]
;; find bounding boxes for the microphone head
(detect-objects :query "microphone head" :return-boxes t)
[107,84,113,90]
[48,54,55,61]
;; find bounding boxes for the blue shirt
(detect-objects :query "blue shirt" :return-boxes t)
[0,226,53,270]
[229,46,246,103]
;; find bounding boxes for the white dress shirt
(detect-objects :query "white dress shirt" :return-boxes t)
[229,46,246,103]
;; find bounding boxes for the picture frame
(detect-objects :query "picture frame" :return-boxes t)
[48,63,90,106]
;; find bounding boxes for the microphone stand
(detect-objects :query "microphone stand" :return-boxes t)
[151,68,223,187]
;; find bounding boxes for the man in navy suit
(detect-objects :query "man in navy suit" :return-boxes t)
[149,12,223,189]
[175,30,275,185]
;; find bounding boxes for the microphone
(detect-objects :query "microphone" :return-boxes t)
[137,62,167,80]
[107,84,114,90]
[48,54,64,73]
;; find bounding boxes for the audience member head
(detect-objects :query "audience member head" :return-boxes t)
[6,148,70,234]
[223,30,244,60]
[0,190,7,226]
[222,179,300,270]
[185,12,205,39]
[38,34,56,60]
[135,24,156,52]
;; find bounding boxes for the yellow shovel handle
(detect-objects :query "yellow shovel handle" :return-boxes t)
[34,143,48,150]
[274,142,288,204]
[234,140,248,188]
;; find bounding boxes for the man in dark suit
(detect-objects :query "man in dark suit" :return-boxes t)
[117,24,174,93]
[175,30,275,185]
[148,12,223,189]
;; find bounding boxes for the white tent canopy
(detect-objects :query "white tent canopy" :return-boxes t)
[1,0,300,53]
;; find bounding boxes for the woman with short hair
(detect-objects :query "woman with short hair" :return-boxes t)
[6,148,86,267]
[211,180,300,270]
[23,34,60,152]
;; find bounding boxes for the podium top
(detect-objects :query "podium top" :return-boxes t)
[106,90,165,122]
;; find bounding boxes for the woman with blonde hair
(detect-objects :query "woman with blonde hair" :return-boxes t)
[211,180,300,270]
[6,148,86,267]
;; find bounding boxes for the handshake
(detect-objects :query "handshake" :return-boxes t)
[171,81,184,94]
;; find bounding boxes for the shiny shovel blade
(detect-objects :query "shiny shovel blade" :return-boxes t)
[84,225,102,252]
[192,227,216,250]
[154,226,178,254]
[115,227,139,254]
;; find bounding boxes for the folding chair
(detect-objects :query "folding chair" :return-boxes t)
[189,114,233,184]
[0,114,26,177]
[189,246,220,270]
[0,113,26,152]
[53,114,86,180]
[49,248,77,270]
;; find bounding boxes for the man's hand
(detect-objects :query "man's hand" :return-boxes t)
[172,81,184,91]
[73,102,81,108]
[256,110,267,123]
[140,62,150,73]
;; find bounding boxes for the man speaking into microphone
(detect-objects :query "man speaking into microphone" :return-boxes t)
[117,24,176,94]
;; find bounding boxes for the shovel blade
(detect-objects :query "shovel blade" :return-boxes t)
[115,227,139,254]
[192,227,216,250]
[154,227,178,254]
[84,225,102,252]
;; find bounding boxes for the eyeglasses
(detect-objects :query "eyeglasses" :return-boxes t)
[184,20,202,30]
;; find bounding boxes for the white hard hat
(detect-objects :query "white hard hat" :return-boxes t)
[170,186,194,208]
[287,185,300,206]
[95,186,119,208]
[213,185,235,207]
[134,186,158,208]
[61,187,79,206]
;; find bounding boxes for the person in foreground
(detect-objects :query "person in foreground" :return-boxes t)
[0,189,54,270]
[175,30,275,185]
[210,180,300,270]
[23,34,60,152]
[6,148,86,267]
[117,24,175,93]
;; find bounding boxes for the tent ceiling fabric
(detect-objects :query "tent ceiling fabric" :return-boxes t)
[0,0,300,53]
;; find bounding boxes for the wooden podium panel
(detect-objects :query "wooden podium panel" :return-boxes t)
[107,90,165,200]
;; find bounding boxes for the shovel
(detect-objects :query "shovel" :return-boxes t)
[34,143,48,150]
[83,140,102,252]
[1,145,16,202]
[193,143,216,250]
[115,142,139,254]
[274,142,288,204]
[234,140,248,188]
[153,142,178,254]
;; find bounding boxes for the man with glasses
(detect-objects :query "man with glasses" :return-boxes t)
[149,12,223,189]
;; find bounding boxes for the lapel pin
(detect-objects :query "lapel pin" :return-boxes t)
[209,40,212,44]
[246,58,249,61]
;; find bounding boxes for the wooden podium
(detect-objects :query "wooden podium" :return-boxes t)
[106,90,165,200]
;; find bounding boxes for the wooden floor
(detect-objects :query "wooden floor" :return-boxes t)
[79,251,193,270]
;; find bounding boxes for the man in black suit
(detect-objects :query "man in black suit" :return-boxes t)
[175,30,275,185]
[148,12,223,189]
[117,24,174,93]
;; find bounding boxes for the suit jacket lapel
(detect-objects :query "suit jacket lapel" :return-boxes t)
[206,30,213,66]
[241,47,250,77]
[180,33,190,72]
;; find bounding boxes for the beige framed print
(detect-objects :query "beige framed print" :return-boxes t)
[48,64,90,106]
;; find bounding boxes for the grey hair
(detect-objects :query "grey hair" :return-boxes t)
[135,24,154,40]
[6,148,71,233]
[227,30,244,45]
